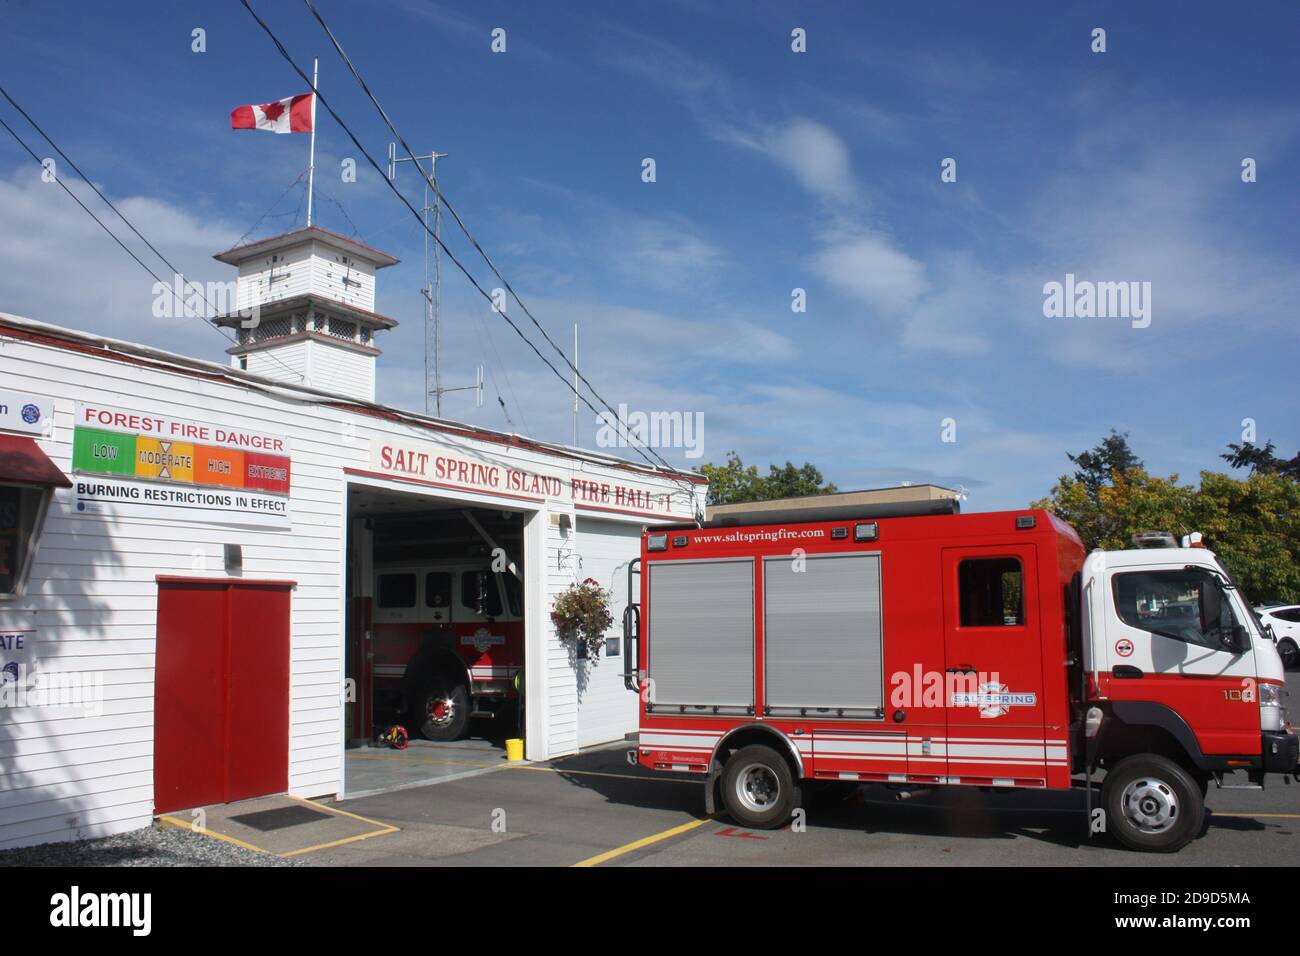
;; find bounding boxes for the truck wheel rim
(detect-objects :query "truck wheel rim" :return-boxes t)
[736,764,780,813]
[427,697,454,727]
[1120,777,1178,832]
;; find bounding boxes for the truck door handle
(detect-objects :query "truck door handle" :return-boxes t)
[946,665,976,674]
[1112,665,1144,679]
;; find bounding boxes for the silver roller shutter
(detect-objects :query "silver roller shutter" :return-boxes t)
[647,558,754,712]
[763,552,883,716]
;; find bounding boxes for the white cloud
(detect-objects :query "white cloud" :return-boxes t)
[617,217,723,291]
[0,166,243,359]
[808,230,928,314]
[718,118,856,202]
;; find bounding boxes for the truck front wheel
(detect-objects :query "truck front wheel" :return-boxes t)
[720,745,800,830]
[413,681,470,741]
[1102,754,1204,853]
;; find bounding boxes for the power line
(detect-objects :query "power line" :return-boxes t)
[0,115,171,288]
[1,84,200,296]
[0,84,308,384]
[239,0,700,512]
[293,0,701,508]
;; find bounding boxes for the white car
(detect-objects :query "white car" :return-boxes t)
[1256,604,1300,669]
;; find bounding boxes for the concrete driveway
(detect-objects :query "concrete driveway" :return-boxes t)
[307,742,1300,867]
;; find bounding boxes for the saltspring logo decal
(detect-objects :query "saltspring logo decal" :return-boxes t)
[950,681,1038,718]
[20,403,40,425]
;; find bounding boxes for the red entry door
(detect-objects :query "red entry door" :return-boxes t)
[154,579,292,813]
[941,545,1049,785]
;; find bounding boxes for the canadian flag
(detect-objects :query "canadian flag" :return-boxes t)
[230,93,314,133]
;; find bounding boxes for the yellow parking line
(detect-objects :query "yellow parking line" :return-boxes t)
[1213,811,1300,819]
[281,825,400,858]
[158,814,271,855]
[160,799,401,859]
[290,796,399,830]
[572,818,710,867]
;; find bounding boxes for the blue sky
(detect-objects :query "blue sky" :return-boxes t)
[1,0,1297,510]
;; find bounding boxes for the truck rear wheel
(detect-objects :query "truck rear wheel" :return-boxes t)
[1102,754,1204,853]
[720,745,800,830]
[413,681,469,741]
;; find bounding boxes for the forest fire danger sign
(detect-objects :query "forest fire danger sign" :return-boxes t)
[70,403,291,528]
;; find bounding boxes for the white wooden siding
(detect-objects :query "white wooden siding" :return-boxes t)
[0,321,698,848]
[544,506,579,757]
[574,517,642,748]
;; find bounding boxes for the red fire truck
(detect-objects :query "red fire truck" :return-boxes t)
[371,560,523,740]
[623,501,1297,852]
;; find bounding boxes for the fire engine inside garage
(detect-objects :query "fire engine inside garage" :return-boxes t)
[345,474,668,764]
[0,225,703,849]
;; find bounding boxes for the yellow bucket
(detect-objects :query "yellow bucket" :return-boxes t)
[505,738,525,762]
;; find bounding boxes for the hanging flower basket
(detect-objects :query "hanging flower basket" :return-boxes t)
[551,577,613,664]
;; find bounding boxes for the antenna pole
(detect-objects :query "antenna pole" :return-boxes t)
[390,147,452,417]
[572,323,579,446]
[432,150,443,418]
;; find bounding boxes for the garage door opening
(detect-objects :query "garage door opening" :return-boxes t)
[345,484,528,788]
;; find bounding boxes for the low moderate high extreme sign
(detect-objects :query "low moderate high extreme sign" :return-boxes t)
[70,403,292,528]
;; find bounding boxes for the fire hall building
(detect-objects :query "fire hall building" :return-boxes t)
[0,226,703,848]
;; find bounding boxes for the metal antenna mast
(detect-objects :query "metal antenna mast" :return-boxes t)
[389,144,449,415]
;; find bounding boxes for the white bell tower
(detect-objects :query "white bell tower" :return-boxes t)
[211,226,400,402]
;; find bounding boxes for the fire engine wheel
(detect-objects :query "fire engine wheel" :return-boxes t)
[1102,754,1204,853]
[720,745,799,830]
[414,682,470,741]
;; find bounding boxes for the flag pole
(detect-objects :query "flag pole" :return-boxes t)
[306,55,318,227]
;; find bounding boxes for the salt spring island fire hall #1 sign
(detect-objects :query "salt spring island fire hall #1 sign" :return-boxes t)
[372,441,682,517]
[71,404,291,528]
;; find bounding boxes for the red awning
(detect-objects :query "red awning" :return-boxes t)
[0,435,72,488]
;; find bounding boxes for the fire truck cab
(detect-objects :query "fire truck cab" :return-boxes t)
[626,501,1297,852]
[372,560,523,741]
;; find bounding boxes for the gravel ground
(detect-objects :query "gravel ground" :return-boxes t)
[0,823,309,867]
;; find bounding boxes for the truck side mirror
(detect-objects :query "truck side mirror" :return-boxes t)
[1219,624,1250,654]
[1198,580,1222,631]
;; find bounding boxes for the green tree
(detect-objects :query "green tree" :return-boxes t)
[1070,429,1143,497]
[763,460,838,500]
[1036,431,1145,549]
[1221,440,1300,480]
[1034,432,1300,603]
[696,452,837,506]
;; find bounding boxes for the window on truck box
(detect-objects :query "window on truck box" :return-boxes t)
[503,573,522,617]
[1112,569,1239,650]
[763,551,883,716]
[461,569,503,618]
[424,572,451,609]
[958,557,1024,627]
[377,572,416,608]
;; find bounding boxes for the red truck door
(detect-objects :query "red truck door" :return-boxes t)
[940,545,1049,785]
